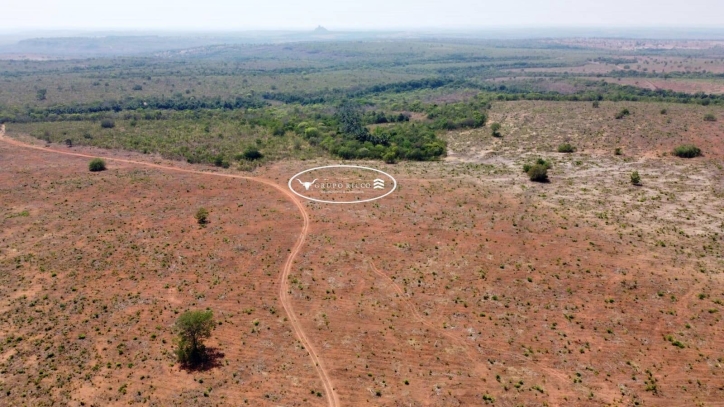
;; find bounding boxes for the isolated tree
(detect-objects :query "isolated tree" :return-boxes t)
[88,158,106,172]
[175,310,215,366]
[615,108,630,119]
[630,171,641,186]
[195,207,209,225]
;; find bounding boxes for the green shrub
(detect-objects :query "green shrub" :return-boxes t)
[704,113,717,122]
[490,122,501,137]
[614,147,622,155]
[615,108,630,119]
[523,158,551,182]
[660,109,667,115]
[100,119,115,129]
[195,207,209,225]
[673,144,701,158]
[88,158,106,172]
[592,101,599,108]
[242,147,263,161]
[630,171,641,185]
[527,164,549,182]
[213,155,230,168]
[383,152,397,164]
[557,143,575,153]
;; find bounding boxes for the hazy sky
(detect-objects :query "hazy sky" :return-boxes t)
[5,0,724,30]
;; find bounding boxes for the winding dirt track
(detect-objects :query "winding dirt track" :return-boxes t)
[0,126,340,407]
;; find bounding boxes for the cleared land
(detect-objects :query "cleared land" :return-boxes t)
[3,96,724,405]
[2,37,724,407]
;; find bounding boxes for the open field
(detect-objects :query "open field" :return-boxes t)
[2,36,724,406]
[3,93,724,405]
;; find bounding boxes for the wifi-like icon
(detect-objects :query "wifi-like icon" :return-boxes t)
[373,178,385,189]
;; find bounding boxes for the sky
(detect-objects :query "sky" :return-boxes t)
[4,0,724,31]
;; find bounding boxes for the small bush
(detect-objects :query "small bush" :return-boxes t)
[660,109,667,115]
[195,207,209,225]
[704,113,717,122]
[614,147,622,155]
[630,171,641,185]
[673,144,701,158]
[525,159,551,182]
[592,101,599,108]
[88,158,106,172]
[528,165,549,182]
[100,119,115,129]
[490,123,501,137]
[557,143,575,153]
[615,108,630,119]
[132,84,143,91]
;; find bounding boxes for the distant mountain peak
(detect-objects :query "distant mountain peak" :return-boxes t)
[314,26,329,33]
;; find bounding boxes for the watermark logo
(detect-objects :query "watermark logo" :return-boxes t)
[297,179,317,191]
[288,165,397,204]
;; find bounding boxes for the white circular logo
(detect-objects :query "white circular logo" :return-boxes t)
[288,165,397,204]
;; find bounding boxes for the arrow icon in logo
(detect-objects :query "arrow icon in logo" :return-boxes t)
[373,178,385,189]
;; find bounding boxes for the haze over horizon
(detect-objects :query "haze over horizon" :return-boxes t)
[5,0,724,31]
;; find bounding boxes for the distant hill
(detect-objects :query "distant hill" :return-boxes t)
[314,26,329,33]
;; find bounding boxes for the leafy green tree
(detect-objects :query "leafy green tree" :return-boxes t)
[175,310,215,367]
